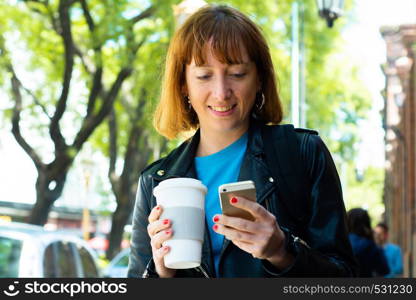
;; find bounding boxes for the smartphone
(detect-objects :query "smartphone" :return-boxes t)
[218,180,257,221]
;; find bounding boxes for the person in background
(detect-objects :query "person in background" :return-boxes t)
[347,208,389,277]
[374,222,403,278]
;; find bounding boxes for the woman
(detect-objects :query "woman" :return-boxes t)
[128,5,357,278]
[347,208,389,277]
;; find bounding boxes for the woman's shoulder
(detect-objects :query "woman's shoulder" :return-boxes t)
[293,127,323,149]
[259,123,321,151]
[140,157,166,178]
[294,127,319,136]
[291,127,333,169]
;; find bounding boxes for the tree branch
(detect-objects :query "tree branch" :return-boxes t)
[79,0,94,32]
[0,28,45,169]
[11,72,52,119]
[130,5,155,24]
[9,68,44,170]
[119,96,134,120]
[95,67,133,122]
[76,0,105,116]
[72,67,132,150]
[133,88,147,123]
[119,89,147,183]
[108,108,118,188]
[86,67,103,116]
[21,0,60,35]
[21,0,49,5]
[73,45,95,74]
[130,36,147,60]
[49,0,75,152]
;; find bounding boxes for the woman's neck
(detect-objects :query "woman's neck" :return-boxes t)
[196,126,248,157]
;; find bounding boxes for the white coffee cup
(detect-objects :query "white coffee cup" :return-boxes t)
[153,177,207,269]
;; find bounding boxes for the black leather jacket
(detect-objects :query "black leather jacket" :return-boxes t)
[128,121,358,278]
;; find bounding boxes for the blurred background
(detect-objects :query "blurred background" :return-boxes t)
[0,0,415,277]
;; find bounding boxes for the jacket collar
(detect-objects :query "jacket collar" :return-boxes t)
[150,130,200,181]
[150,119,275,204]
[237,120,276,205]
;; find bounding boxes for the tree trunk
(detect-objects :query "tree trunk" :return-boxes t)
[106,194,135,259]
[28,155,71,225]
[105,141,151,259]
[28,168,68,225]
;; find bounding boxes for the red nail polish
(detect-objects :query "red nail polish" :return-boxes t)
[156,206,160,210]
[165,230,171,235]
[213,224,218,231]
[213,216,219,222]
[163,219,169,225]
[164,246,169,251]
[230,197,238,204]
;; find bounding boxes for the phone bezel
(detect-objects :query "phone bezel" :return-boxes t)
[218,180,256,221]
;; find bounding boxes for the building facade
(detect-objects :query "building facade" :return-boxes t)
[382,24,416,277]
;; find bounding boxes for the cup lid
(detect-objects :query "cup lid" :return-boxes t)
[153,178,207,195]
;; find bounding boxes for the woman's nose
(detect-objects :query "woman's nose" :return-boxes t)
[213,77,231,100]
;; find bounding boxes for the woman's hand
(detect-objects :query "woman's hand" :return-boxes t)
[147,205,176,278]
[213,196,294,270]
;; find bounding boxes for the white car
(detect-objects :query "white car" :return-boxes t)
[0,222,100,277]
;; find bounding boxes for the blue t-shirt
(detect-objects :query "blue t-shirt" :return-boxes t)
[194,133,248,276]
[384,243,403,278]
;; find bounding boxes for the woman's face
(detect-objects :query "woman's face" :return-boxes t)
[184,43,260,137]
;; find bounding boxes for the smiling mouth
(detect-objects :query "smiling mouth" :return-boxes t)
[209,104,237,112]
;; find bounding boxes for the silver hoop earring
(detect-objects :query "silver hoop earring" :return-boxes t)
[256,93,265,111]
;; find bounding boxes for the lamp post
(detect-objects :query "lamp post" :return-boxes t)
[291,2,300,128]
[316,0,344,28]
[81,157,94,241]
[291,1,344,127]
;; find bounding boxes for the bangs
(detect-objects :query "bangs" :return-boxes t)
[183,11,253,65]
[155,5,283,139]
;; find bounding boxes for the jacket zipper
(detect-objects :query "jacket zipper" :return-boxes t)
[196,266,210,278]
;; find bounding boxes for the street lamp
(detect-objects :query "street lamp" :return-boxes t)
[316,0,344,28]
[291,1,343,127]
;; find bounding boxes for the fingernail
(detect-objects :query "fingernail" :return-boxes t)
[163,219,169,225]
[164,246,169,251]
[230,197,238,204]
[165,230,171,235]
[213,224,218,231]
[156,206,160,210]
[213,216,220,222]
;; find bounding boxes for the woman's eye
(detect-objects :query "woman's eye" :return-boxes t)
[197,75,211,80]
[231,73,246,78]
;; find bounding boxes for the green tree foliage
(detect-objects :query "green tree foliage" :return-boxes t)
[0,0,161,229]
[344,165,385,225]
[1,0,379,257]
[86,1,176,258]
